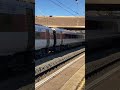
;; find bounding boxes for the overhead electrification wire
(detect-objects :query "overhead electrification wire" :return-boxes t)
[36,6,45,16]
[49,0,77,16]
[36,0,48,25]
[36,0,45,16]
[55,0,80,16]
[75,0,80,15]
[75,0,81,26]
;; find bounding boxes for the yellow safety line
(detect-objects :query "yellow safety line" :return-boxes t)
[77,78,85,90]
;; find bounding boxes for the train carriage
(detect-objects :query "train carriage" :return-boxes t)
[0,0,34,71]
[35,24,54,58]
[61,29,84,47]
[35,24,85,59]
[35,24,54,50]
[0,0,34,56]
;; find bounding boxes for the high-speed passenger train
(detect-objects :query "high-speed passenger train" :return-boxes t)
[35,24,85,58]
[0,0,34,70]
[0,23,84,70]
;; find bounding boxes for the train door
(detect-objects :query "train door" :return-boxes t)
[61,31,63,45]
[46,29,50,48]
[53,30,56,47]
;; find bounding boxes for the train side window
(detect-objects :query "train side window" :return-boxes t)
[79,35,83,38]
[64,34,67,39]
[35,32,40,39]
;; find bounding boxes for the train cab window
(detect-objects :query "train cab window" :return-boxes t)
[64,34,71,39]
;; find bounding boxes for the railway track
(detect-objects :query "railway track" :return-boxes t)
[35,47,85,83]
[86,50,120,90]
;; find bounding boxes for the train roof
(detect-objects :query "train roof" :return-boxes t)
[35,25,83,35]
[35,24,49,28]
[51,28,82,35]
[51,28,66,31]
[35,24,52,32]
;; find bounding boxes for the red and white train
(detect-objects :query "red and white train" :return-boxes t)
[0,0,34,70]
[35,24,85,58]
[0,0,34,56]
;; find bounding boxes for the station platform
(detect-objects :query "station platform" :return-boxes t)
[36,53,85,90]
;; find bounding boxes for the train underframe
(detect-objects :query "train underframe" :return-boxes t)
[35,42,83,60]
[0,42,84,73]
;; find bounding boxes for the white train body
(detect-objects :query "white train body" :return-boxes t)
[61,29,84,45]
[35,24,54,50]
[54,28,63,46]
[35,25,85,51]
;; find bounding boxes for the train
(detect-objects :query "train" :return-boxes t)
[0,24,85,71]
[0,0,85,70]
[0,29,84,71]
[0,24,85,56]
[0,24,85,57]
[0,0,34,71]
[0,0,34,56]
[35,24,85,59]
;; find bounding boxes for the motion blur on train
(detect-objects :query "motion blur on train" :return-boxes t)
[0,0,85,71]
[35,24,85,59]
[0,0,34,71]
[0,23,85,70]
[0,24,84,58]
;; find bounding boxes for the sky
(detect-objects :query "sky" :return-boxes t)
[35,0,85,16]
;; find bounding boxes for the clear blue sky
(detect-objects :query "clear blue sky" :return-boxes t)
[35,0,85,16]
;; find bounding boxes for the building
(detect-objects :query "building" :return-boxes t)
[35,16,85,30]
